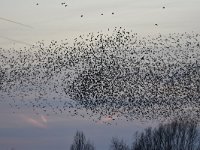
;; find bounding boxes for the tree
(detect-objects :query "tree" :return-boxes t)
[132,119,200,150]
[110,137,130,150]
[70,131,95,150]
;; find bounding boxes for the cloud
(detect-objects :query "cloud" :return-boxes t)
[20,115,48,129]
[26,118,47,128]
[41,115,48,123]
[96,116,113,124]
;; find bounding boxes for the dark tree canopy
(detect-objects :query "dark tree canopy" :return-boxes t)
[132,120,200,150]
[110,137,130,150]
[70,131,95,150]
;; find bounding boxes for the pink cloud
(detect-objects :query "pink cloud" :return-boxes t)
[41,115,48,123]
[20,114,48,128]
[26,118,47,128]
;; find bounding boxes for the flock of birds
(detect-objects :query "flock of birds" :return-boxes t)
[34,2,165,25]
[35,2,116,18]
[0,28,200,123]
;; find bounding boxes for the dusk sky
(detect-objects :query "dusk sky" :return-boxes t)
[0,96,155,150]
[0,0,200,150]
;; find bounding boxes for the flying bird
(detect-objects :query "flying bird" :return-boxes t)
[1,29,200,124]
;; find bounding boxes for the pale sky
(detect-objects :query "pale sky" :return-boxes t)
[0,0,200,48]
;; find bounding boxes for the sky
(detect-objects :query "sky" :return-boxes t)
[0,0,200,48]
[0,0,200,150]
[0,99,157,150]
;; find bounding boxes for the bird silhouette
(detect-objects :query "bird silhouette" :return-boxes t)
[1,29,200,124]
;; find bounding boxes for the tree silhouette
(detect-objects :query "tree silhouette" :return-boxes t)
[110,137,130,150]
[70,131,95,150]
[132,120,200,150]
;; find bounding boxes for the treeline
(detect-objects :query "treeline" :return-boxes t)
[70,120,200,150]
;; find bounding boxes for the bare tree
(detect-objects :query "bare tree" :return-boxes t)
[70,131,95,150]
[110,137,130,150]
[132,119,200,150]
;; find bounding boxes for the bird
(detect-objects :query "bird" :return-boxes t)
[81,15,83,17]
[1,28,200,124]
[155,24,158,26]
